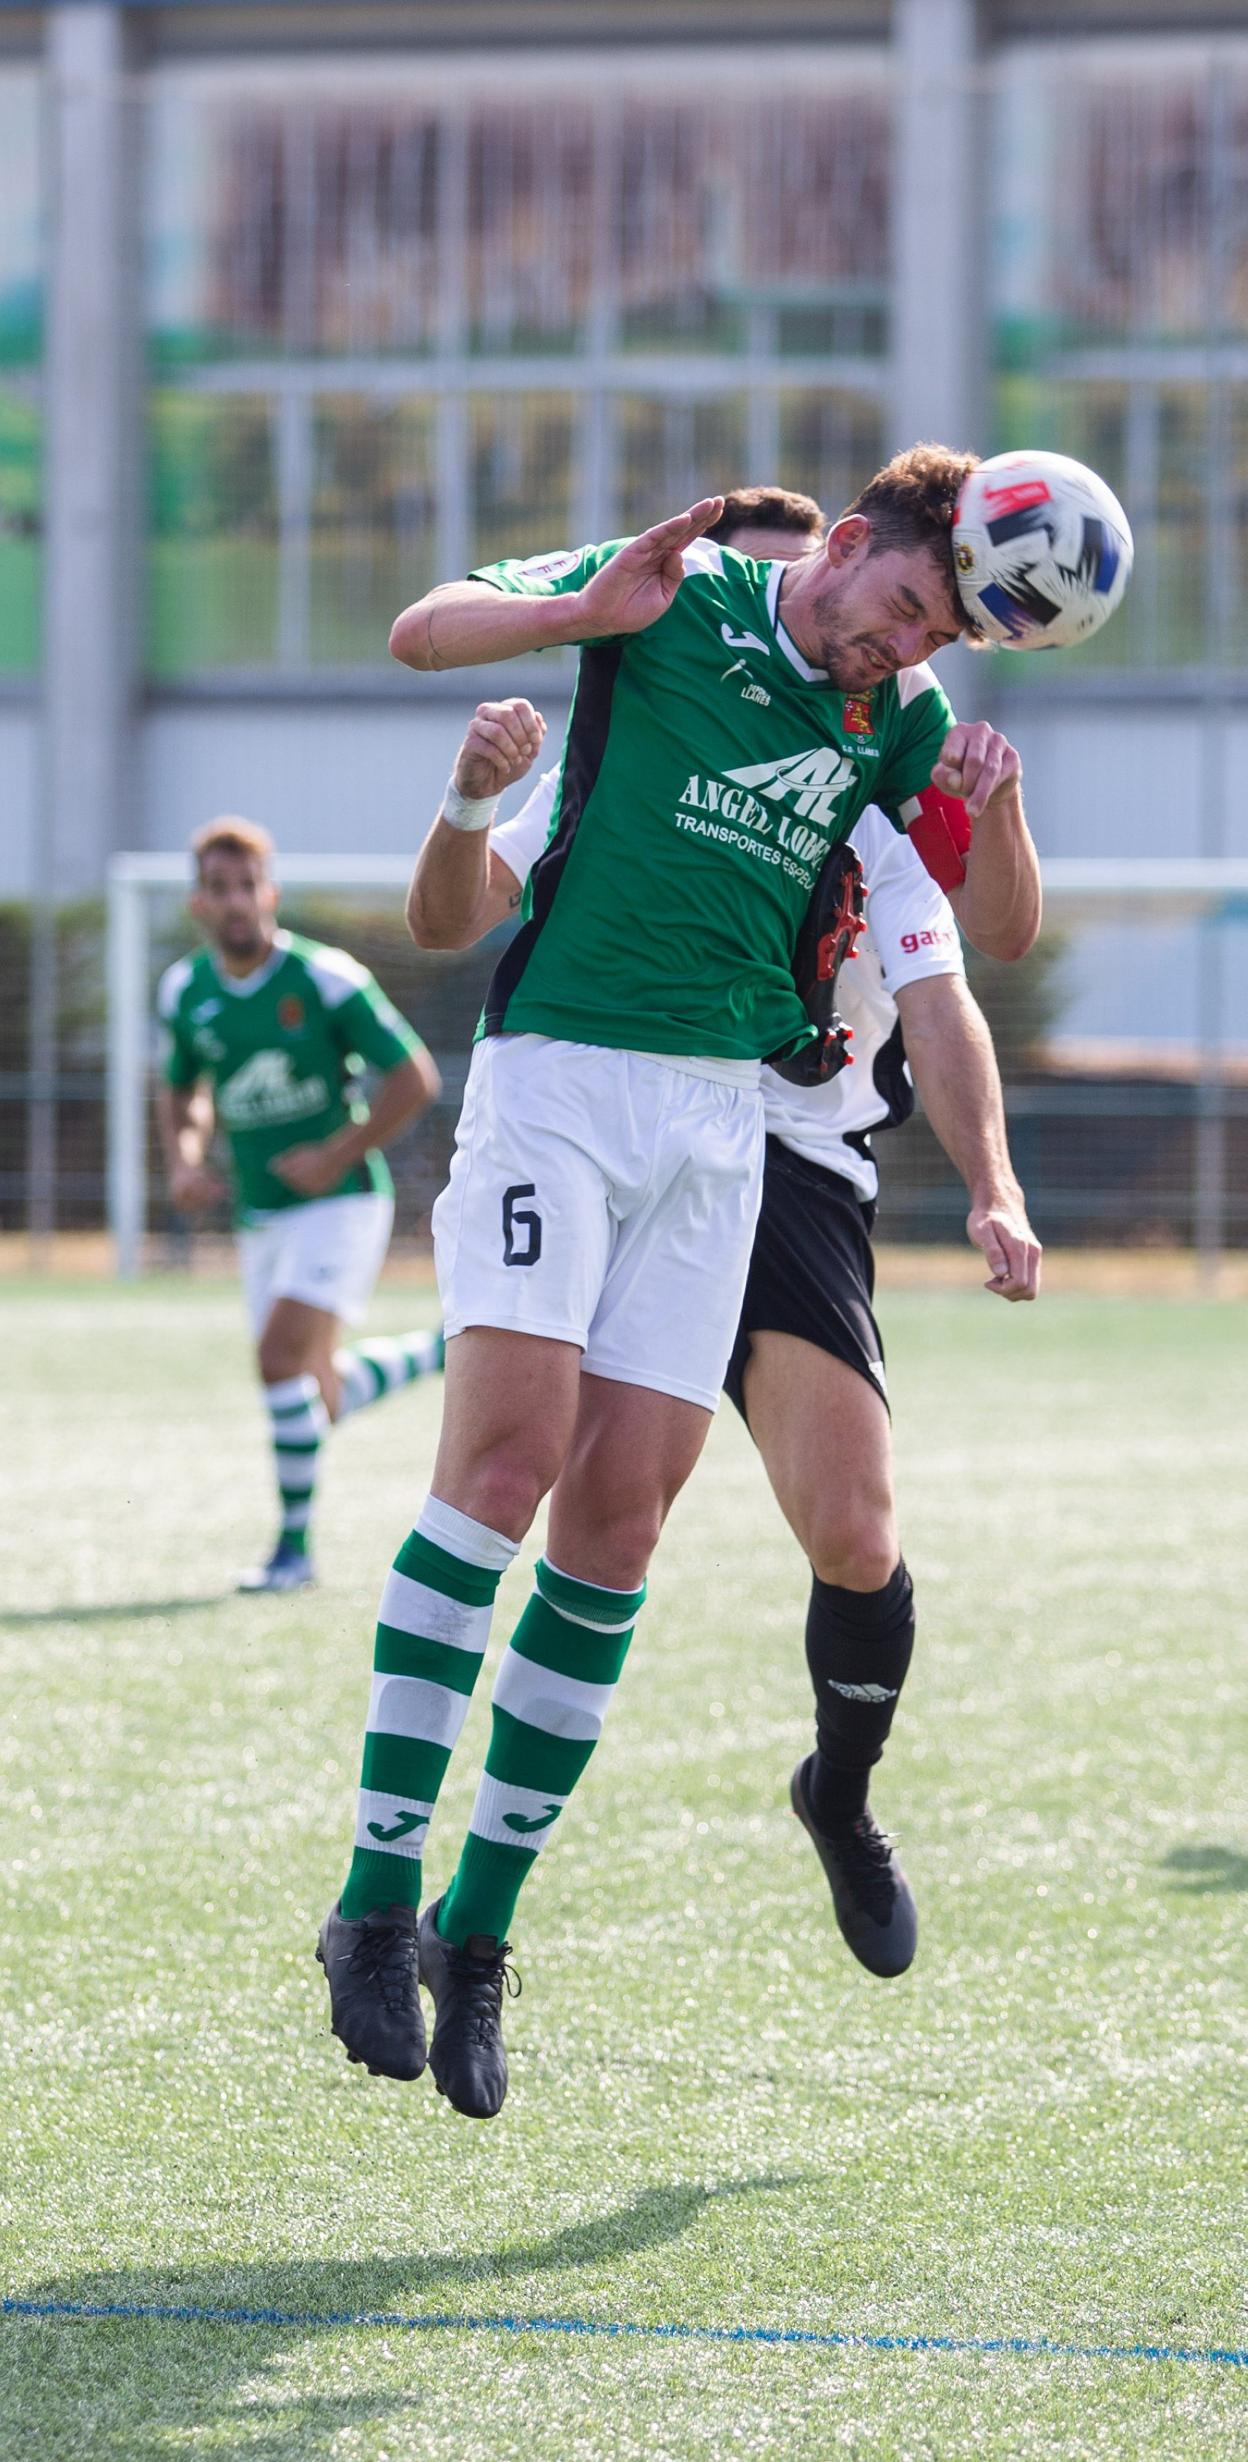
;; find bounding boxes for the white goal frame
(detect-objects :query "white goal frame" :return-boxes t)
[106,852,1248,1280]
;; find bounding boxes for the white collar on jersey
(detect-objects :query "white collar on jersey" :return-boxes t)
[765,562,832,686]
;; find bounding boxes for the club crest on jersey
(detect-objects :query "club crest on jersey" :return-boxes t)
[278,995,305,1032]
[842,695,874,737]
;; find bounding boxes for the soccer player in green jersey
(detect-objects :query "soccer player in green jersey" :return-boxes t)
[317,446,1043,2115]
[156,816,442,1592]
[413,484,1041,1990]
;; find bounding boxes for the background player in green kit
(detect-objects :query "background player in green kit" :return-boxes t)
[156,816,442,1592]
[317,447,1044,2118]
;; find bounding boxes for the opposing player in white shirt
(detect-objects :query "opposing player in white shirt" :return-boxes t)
[408,487,1041,1985]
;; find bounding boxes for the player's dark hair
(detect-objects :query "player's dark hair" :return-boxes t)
[707,485,825,545]
[840,443,986,635]
[191,814,275,876]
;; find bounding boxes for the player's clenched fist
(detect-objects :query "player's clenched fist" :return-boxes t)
[169,1159,225,1213]
[931,721,1022,823]
[453,699,547,801]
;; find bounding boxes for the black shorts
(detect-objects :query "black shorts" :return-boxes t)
[723,1137,888,1424]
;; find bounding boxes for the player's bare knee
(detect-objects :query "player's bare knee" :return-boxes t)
[550,1493,662,1589]
[258,1331,312,1385]
[454,1449,553,1545]
[808,1510,897,1594]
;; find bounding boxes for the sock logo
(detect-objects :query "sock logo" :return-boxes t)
[826,1678,898,1703]
[502,1803,561,1834]
[367,1810,428,1843]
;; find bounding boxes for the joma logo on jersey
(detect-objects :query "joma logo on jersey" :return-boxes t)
[217,1049,329,1128]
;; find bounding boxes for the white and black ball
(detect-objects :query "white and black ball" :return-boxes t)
[952,450,1133,651]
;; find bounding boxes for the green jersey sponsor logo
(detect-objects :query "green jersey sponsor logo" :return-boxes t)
[216,1049,331,1128]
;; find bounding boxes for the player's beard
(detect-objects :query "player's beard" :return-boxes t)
[216,920,270,964]
[803,591,895,693]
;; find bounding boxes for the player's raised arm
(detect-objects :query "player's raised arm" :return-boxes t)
[895,971,1042,1301]
[407,698,547,951]
[933,721,1043,962]
[388,498,725,672]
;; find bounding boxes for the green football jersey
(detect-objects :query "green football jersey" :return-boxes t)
[157,929,423,1225]
[476,538,956,1061]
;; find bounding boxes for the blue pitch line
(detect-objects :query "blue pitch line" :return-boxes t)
[3,2296,1245,2369]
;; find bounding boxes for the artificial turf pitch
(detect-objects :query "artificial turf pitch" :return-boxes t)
[1,1278,1244,2461]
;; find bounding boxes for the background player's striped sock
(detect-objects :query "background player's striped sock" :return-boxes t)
[436,1558,644,1948]
[340,1498,518,1920]
[334,1330,445,1418]
[264,1372,330,1556]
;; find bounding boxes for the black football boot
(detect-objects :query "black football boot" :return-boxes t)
[316,1900,426,2080]
[418,1897,520,2119]
[790,1756,917,1978]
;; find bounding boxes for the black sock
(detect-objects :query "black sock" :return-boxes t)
[805,1560,915,1829]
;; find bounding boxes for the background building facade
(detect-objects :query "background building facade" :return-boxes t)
[5,0,1248,1243]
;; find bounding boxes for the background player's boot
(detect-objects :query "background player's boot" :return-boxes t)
[237,1540,316,1594]
[316,1900,426,2080]
[790,1755,917,1978]
[418,1897,518,2119]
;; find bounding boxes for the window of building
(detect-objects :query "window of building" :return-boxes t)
[994,42,1248,674]
[144,53,891,678]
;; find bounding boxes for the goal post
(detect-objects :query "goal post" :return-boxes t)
[106,852,1248,1279]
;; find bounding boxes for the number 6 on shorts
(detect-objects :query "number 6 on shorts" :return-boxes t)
[502,1183,542,1267]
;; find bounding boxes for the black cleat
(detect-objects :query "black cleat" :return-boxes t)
[316,1899,426,2080]
[790,1756,917,1978]
[418,1897,520,2119]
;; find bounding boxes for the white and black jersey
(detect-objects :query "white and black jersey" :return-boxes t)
[491,790,965,1207]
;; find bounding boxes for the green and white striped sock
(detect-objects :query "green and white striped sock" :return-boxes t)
[334,1330,445,1419]
[437,1557,645,1948]
[340,1497,519,1921]
[265,1371,330,1556]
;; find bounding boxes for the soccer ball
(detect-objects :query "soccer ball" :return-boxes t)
[952,450,1133,651]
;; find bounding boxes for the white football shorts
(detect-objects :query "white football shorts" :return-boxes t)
[237,1190,395,1334]
[432,1035,765,1412]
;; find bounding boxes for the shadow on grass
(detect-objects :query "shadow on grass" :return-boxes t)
[1160,1845,1248,1895]
[0,1594,232,1629]
[7,2177,802,2460]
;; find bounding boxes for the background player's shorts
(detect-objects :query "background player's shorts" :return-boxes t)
[723,1137,889,1418]
[433,1034,764,1412]
[237,1191,394,1334]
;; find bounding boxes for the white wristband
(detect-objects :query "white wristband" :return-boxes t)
[441,776,500,833]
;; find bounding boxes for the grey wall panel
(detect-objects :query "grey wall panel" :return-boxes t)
[990,702,1248,860]
[137,696,573,858]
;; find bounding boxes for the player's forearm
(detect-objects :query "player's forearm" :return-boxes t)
[897,976,1022,1211]
[390,583,581,673]
[332,1048,442,1167]
[407,819,497,950]
[950,785,1042,962]
[156,1084,210,1176]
